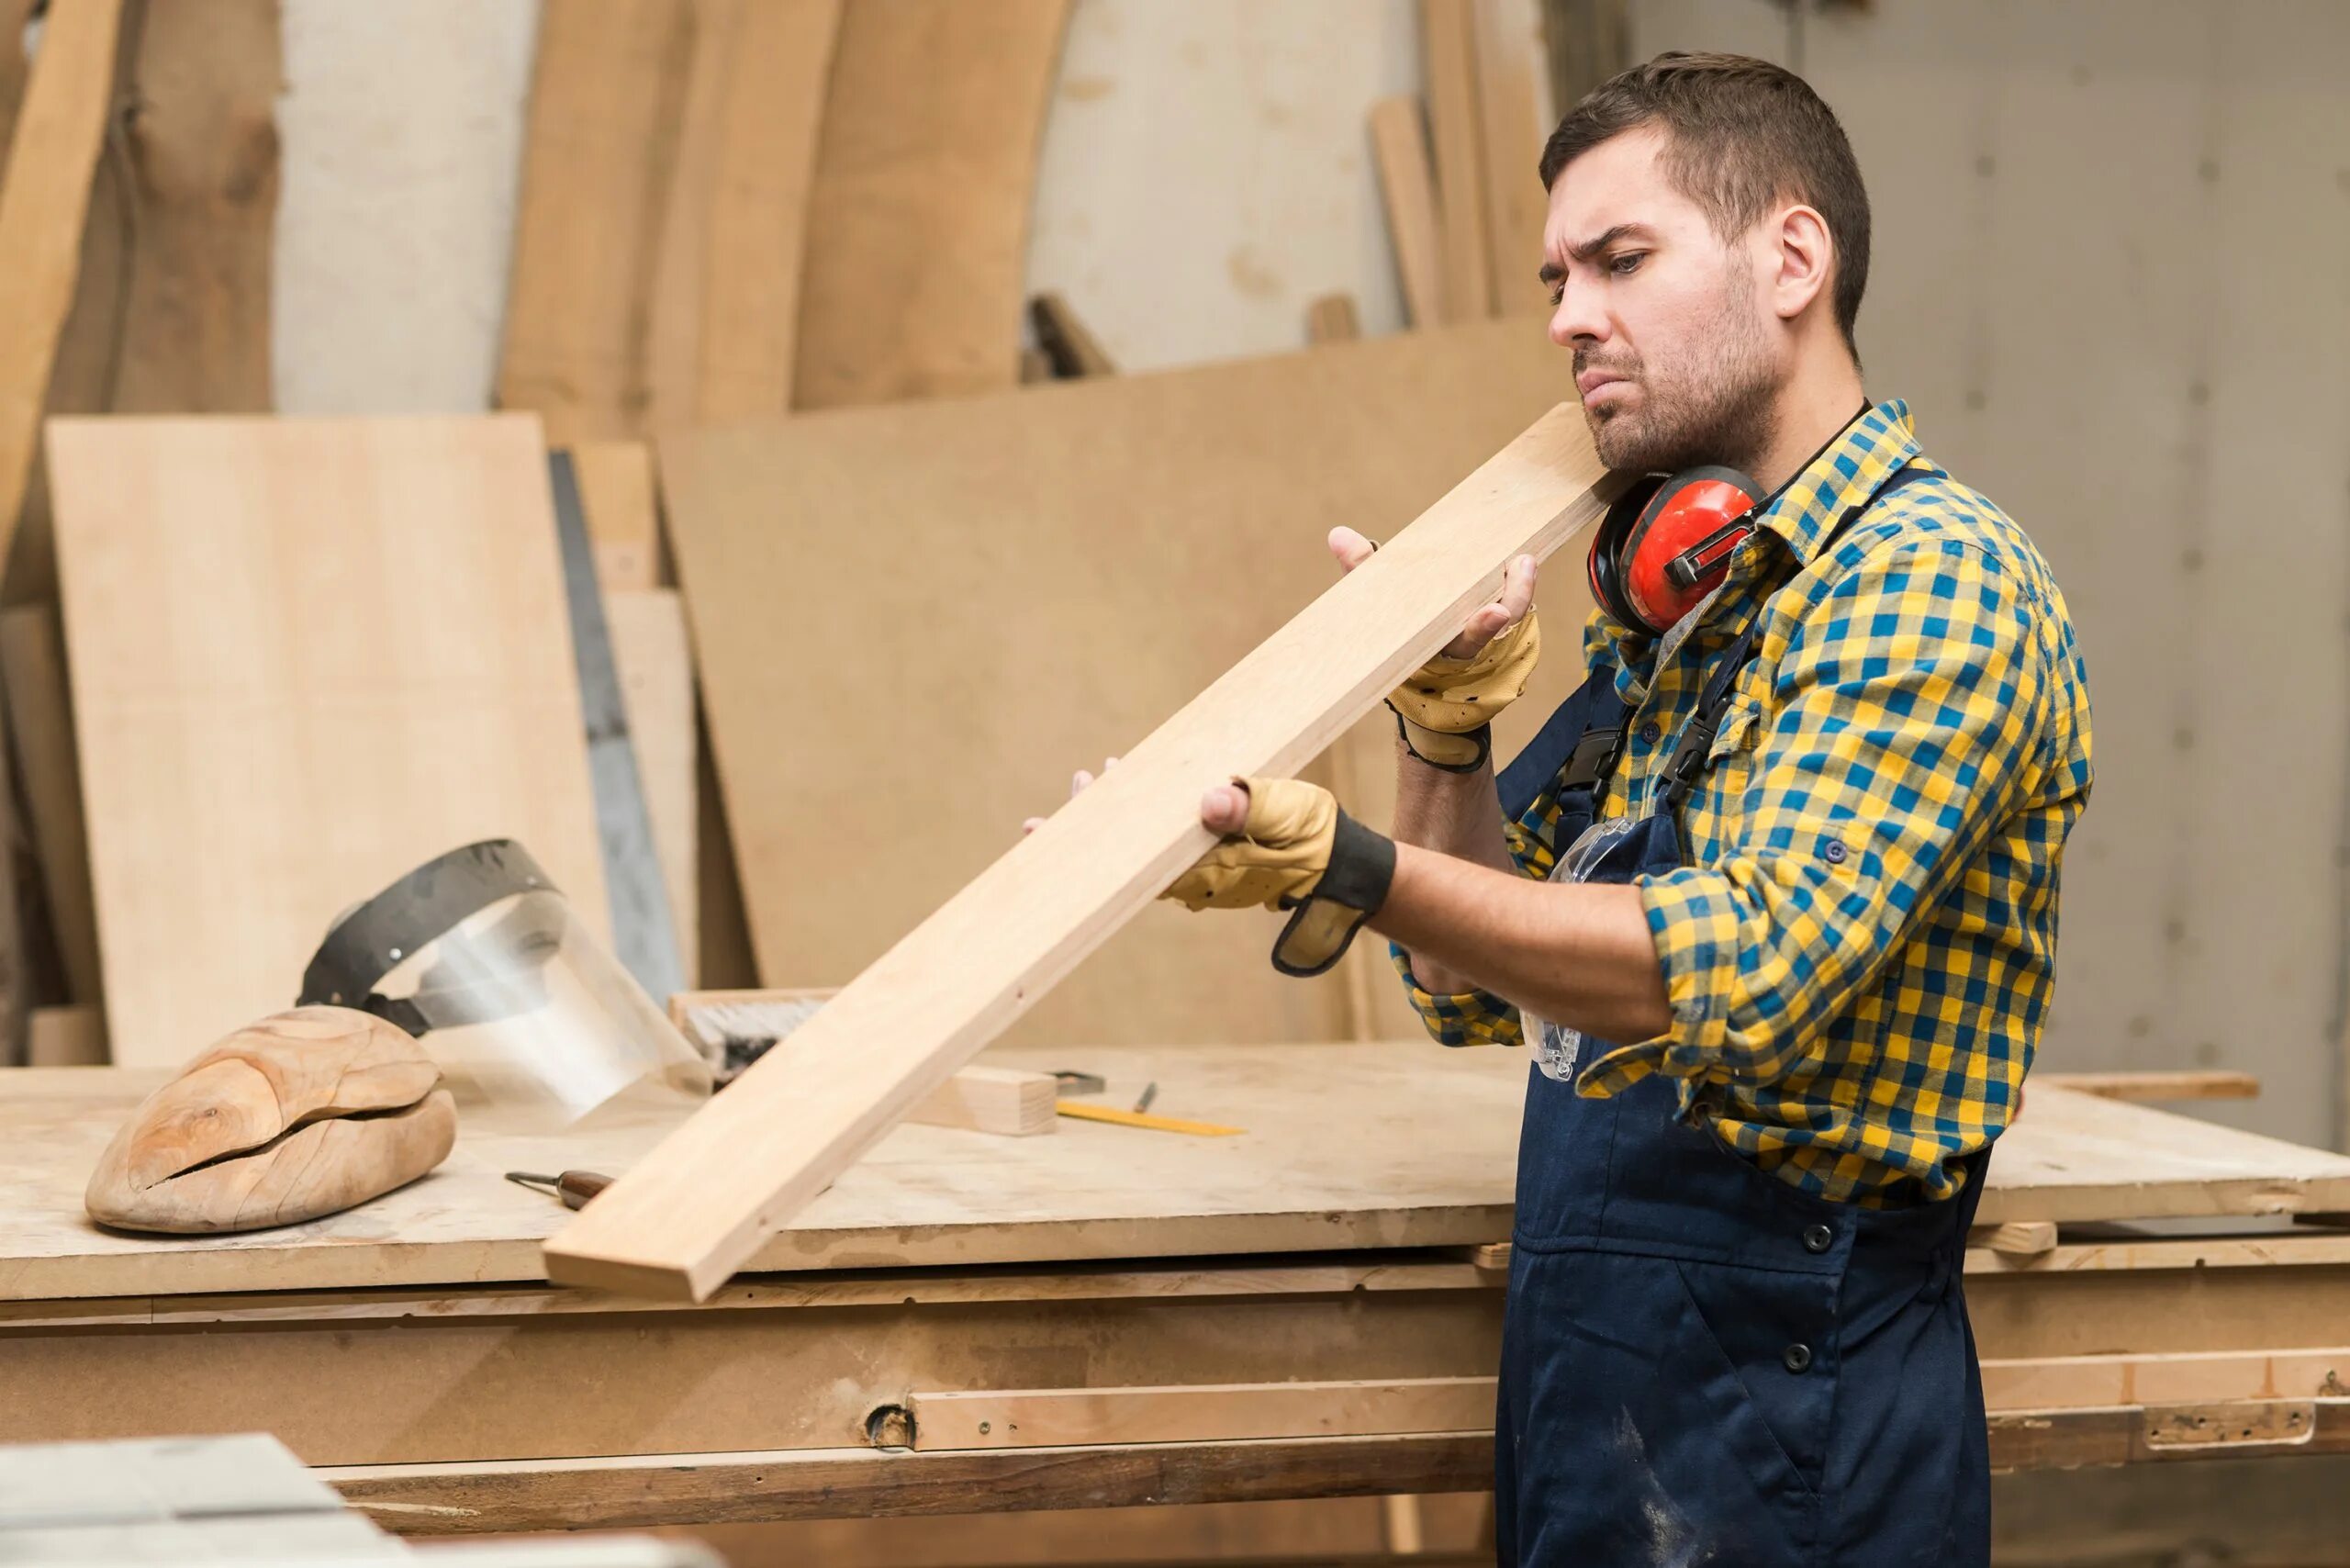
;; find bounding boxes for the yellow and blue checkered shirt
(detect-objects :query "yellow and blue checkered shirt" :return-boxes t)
[1394,400,2094,1204]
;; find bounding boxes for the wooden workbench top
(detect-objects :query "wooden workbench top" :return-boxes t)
[7,1041,2350,1304]
[0,1040,1528,1303]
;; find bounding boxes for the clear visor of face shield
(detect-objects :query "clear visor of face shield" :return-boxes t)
[1518,814,1645,1082]
[299,840,711,1129]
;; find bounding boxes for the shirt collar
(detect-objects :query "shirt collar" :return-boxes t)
[1752,398,1921,566]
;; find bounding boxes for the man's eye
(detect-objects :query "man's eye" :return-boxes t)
[1547,284,1565,308]
[1610,252,1644,276]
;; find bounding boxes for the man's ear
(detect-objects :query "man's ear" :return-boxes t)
[1766,203,1834,323]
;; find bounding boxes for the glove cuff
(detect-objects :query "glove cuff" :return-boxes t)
[1269,810,1396,978]
[1389,705,1492,773]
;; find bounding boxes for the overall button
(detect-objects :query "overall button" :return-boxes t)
[1638,721,1662,746]
[1783,1343,1814,1373]
[1822,840,1849,865]
[1802,1223,1833,1254]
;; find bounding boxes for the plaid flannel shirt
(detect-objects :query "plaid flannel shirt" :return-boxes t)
[1393,400,2095,1204]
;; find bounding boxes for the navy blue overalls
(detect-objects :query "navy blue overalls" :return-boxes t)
[1487,463,1991,1566]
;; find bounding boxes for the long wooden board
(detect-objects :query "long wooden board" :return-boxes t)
[790,0,1071,409]
[0,0,121,573]
[664,320,1584,1056]
[46,415,609,1068]
[550,403,1612,1298]
[1368,96,1445,330]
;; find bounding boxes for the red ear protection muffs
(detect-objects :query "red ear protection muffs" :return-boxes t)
[1586,465,1762,636]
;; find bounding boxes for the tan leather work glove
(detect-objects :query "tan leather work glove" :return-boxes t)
[1163,777,1397,977]
[1386,610,1542,770]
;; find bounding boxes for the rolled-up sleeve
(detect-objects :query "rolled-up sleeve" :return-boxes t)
[1614,539,2051,1089]
[1389,783,1573,1048]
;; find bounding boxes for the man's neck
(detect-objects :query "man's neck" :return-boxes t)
[1749,357,1869,495]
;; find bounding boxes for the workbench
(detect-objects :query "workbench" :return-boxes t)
[6,1041,2350,1538]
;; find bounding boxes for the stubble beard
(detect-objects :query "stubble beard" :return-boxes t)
[1578,263,1782,477]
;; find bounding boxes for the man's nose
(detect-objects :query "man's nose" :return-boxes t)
[1549,275,1606,349]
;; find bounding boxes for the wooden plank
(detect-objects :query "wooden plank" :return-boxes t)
[496,0,692,444]
[0,0,34,157]
[46,415,609,1068]
[0,605,99,1006]
[1417,0,1492,324]
[665,321,1579,1057]
[550,401,1609,1299]
[2039,1070,2259,1103]
[908,1378,1494,1450]
[647,0,841,426]
[25,1002,102,1068]
[0,1042,1524,1302]
[790,0,1071,409]
[573,442,660,592]
[324,1435,1495,1536]
[1972,1219,2057,1260]
[607,590,698,985]
[1368,96,1445,330]
[1975,1083,2350,1225]
[1471,0,1550,316]
[1982,1347,2350,1414]
[0,0,121,578]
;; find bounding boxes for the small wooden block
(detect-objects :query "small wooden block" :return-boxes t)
[1972,1220,2059,1260]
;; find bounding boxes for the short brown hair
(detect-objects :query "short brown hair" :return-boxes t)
[1540,52,1870,351]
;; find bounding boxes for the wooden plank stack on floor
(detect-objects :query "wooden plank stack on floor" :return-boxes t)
[45,414,608,1069]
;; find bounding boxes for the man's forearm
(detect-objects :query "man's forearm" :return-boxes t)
[1372,843,1672,1047]
[1386,732,1514,994]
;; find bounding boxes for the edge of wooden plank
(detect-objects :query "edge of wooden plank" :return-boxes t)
[1367,95,1445,331]
[545,406,1613,1298]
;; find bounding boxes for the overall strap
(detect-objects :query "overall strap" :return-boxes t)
[1654,460,1942,813]
[1496,680,1634,823]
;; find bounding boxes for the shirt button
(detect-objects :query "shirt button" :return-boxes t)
[1784,1343,1814,1373]
[1822,840,1848,865]
[1803,1224,1833,1254]
[1638,721,1662,746]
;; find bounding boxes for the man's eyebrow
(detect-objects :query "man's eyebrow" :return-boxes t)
[1541,223,1655,278]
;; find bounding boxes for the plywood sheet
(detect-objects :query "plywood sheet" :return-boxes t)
[666,320,1584,1052]
[47,415,608,1069]
[791,0,1071,409]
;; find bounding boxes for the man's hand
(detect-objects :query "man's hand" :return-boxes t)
[1332,527,1543,771]
[1030,768,1393,977]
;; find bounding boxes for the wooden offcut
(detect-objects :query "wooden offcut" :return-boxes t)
[47,415,608,1068]
[549,399,1610,1298]
[1367,96,1445,330]
[0,0,123,577]
[573,442,661,592]
[791,0,1071,409]
[663,321,1585,1054]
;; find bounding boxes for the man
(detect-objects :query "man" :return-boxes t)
[1113,50,2094,1566]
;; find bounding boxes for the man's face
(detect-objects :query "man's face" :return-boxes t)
[1541,127,1783,475]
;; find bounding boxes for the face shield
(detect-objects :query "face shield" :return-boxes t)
[297,840,711,1129]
